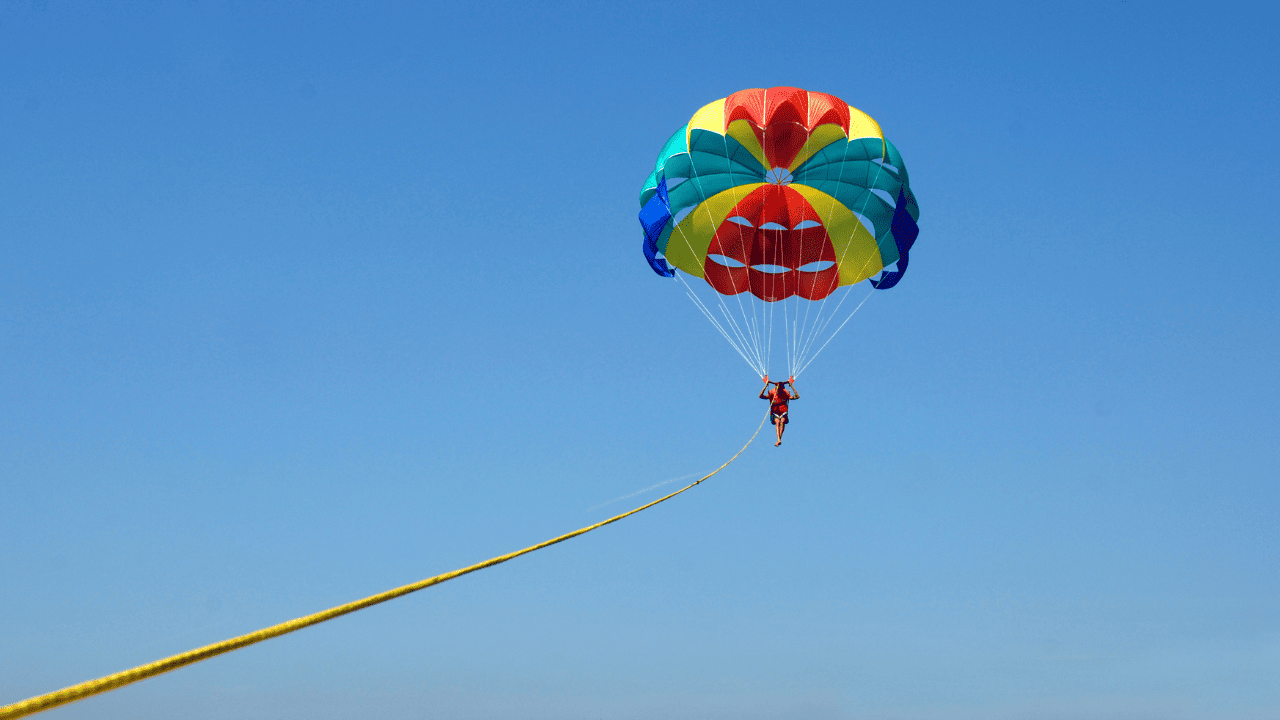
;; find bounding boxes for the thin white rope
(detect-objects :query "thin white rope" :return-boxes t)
[684,289,750,363]
[706,273,765,373]
[724,212,764,368]
[790,116,852,376]
[795,285,853,370]
[665,164,763,374]
[719,299,765,373]
[795,153,901,371]
[678,274,761,375]
[687,294,760,375]
[645,157,755,371]
[660,99,902,380]
[795,286,875,376]
[762,279,773,371]
[680,132,769,374]
[660,172,757,372]
[678,274,762,375]
[793,144,890,375]
[700,129,764,369]
[788,293,801,376]
[793,285,844,366]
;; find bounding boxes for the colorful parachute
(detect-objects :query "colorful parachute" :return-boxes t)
[637,87,920,376]
[639,87,919,297]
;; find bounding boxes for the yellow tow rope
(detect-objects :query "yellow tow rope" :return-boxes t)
[2,413,768,719]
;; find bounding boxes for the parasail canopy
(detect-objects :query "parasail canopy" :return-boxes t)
[639,87,920,300]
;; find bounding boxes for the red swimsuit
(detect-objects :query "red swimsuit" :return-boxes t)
[769,387,791,417]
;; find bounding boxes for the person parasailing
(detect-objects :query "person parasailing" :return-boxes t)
[637,88,921,385]
[759,375,798,446]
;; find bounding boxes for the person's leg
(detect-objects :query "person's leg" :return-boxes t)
[777,416,786,444]
[775,416,783,445]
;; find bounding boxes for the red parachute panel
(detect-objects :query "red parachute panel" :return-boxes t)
[703,185,839,302]
[722,87,852,171]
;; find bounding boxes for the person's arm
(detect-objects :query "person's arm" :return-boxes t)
[760,375,772,400]
[787,376,799,399]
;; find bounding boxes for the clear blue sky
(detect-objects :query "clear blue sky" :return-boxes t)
[2,2,1276,718]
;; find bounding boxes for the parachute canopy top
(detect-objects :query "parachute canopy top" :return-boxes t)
[638,87,920,300]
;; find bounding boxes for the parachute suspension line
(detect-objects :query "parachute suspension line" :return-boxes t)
[795,285,856,371]
[716,116,765,375]
[791,301,802,373]
[762,286,773,376]
[669,221,763,375]
[793,286,819,375]
[677,278,750,372]
[796,276,865,372]
[792,146,838,370]
[731,264,765,373]
[795,286,875,376]
[709,279,766,374]
[678,274,763,376]
[791,156,890,377]
[664,110,896,381]
[668,134,766,376]
[735,300,764,374]
[699,136,764,373]
[792,94,819,379]
[790,97,827,379]
[780,296,787,376]
[803,160,891,370]
[685,290,758,375]
[782,295,791,377]
[788,292,798,371]
[788,120,856,379]
[785,294,800,379]
[0,415,771,720]
[730,129,771,375]
[789,294,802,378]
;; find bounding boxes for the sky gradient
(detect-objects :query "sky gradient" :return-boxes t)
[2,2,1277,718]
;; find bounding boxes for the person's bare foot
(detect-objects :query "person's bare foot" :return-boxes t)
[775,440,781,446]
